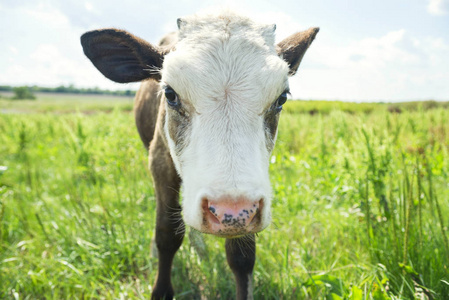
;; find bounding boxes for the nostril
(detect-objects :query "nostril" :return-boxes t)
[208,206,216,215]
[208,206,220,224]
[249,199,263,226]
[202,199,220,224]
[249,208,259,225]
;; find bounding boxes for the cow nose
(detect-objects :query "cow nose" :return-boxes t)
[202,197,263,236]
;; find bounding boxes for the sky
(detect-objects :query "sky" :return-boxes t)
[1,0,448,102]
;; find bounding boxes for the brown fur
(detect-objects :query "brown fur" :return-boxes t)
[148,102,183,299]
[133,33,179,150]
[226,235,256,300]
[133,79,162,149]
[264,108,281,152]
[133,35,185,299]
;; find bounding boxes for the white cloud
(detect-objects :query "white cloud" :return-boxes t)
[290,29,449,101]
[0,1,137,90]
[2,44,86,86]
[25,4,70,26]
[8,46,18,55]
[246,10,306,42]
[84,1,95,12]
[0,43,138,90]
[428,0,449,15]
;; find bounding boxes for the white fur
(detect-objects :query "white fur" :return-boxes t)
[161,11,289,232]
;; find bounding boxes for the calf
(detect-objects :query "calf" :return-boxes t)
[81,10,318,300]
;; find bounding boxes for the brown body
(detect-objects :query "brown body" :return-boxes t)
[81,17,318,300]
[134,33,177,150]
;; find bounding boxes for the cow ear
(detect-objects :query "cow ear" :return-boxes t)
[277,27,319,76]
[81,28,166,83]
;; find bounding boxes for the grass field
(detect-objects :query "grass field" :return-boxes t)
[0,94,448,299]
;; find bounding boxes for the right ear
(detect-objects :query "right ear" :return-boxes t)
[277,27,319,76]
[81,28,166,83]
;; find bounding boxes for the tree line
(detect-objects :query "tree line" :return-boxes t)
[0,84,136,97]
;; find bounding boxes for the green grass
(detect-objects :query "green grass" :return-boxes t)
[283,99,449,115]
[0,96,448,299]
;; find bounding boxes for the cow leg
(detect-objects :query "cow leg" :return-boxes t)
[225,234,256,300]
[149,133,184,300]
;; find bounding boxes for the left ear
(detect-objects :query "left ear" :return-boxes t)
[81,28,167,83]
[277,27,319,76]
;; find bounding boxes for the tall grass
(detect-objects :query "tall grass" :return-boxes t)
[0,102,448,299]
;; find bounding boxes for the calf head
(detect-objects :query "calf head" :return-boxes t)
[81,12,318,237]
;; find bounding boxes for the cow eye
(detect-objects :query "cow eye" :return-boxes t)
[164,87,180,108]
[274,91,289,112]
[278,91,288,106]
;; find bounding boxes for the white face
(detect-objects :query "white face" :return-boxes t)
[161,12,290,235]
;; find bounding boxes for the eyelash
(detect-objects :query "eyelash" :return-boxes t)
[164,86,181,108]
[274,90,290,112]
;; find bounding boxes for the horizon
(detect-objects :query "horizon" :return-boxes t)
[2,83,448,103]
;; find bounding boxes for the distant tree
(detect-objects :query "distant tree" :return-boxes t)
[0,85,13,92]
[3,84,136,97]
[12,86,36,100]
[55,85,67,93]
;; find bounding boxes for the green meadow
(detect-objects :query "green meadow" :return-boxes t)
[0,94,448,299]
